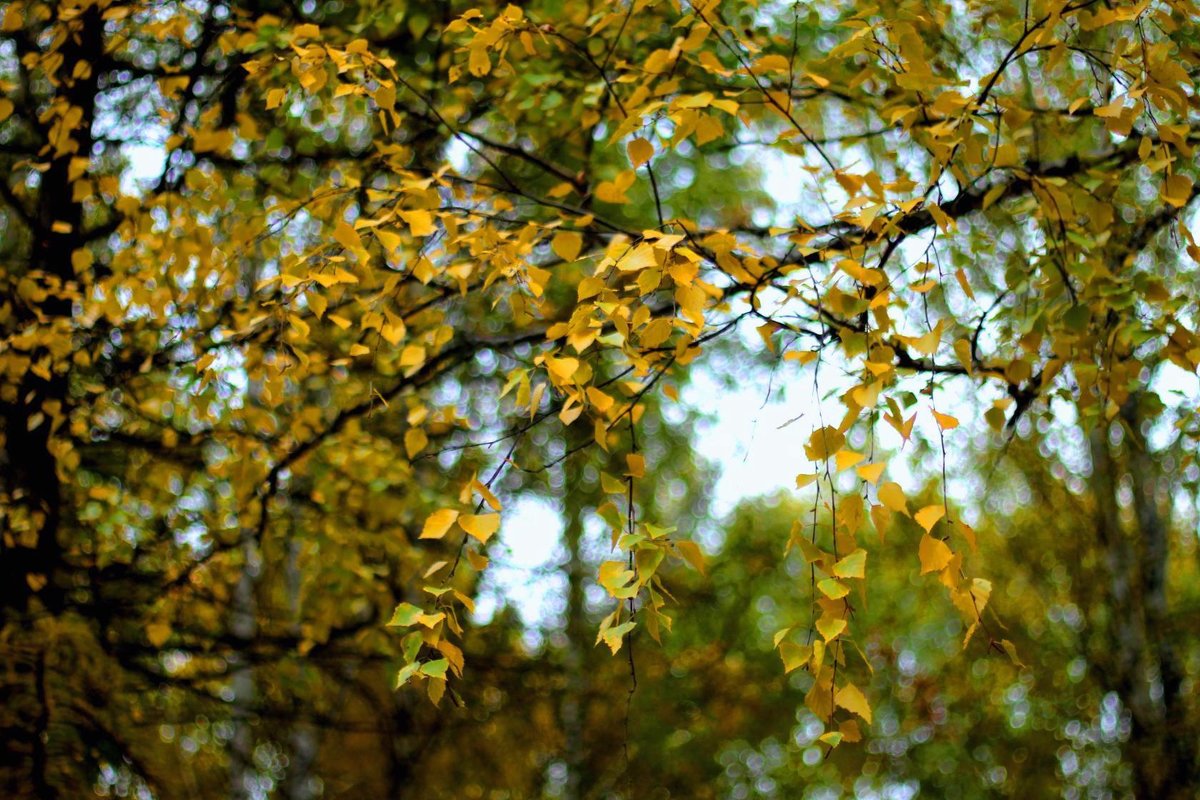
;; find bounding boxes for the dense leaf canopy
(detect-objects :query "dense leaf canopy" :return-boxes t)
[1,0,1198,796]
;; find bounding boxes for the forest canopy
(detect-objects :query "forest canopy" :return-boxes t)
[1,0,1198,797]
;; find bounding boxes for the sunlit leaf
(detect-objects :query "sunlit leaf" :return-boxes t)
[459,514,501,544]
[835,682,872,723]
[918,534,954,575]
[421,509,460,540]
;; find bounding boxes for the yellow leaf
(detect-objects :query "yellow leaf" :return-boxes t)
[1162,174,1194,208]
[0,98,13,123]
[834,450,865,472]
[528,383,546,419]
[599,620,636,654]
[851,379,882,407]
[710,98,739,115]
[928,204,955,232]
[146,623,172,648]
[674,540,706,574]
[435,639,465,677]
[551,231,583,262]
[640,317,673,348]
[560,401,583,426]
[779,642,812,674]
[626,453,645,478]
[773,626,793,648]
[466,549,489,571]
[333,221,363,252]
[578,276,605,300]
[546,356,579,381]
[804,426,845,461]
[400,345,426,367]
[627,137,654,166]
[615,242,657,271]
[676,91,714,108]
[784,350,818,364]
[71,247,93,272]
[421,509,459,539]
[999,638,1025,667]
[832,549,866,579]
[405,427,428,458]
[586,387,614,412]
[471,479,503,511]
[792,535,825,566]
[932,410,959,430]
[870,503,892,543]
[400,209,436,236]
[835,682,872,723]
[374,84,396,111]
[963,621,979,649]
[381,323,404,345]
[427,675,446,705]
[468,44,491,77]
[192,128,234,154]
[855,462,885,484]
[816,615,847,642]
[694,113,724,145]
[955,267,975,300]
[914,504,945,533]
[375,228,403,253]
[595,181,630,204]
[957,519,978,551]
[910,324,943,355]
[415,611,445,629]
[459,513,500,543]
[453,589,476,614]
[952,577,993,622]
[818,578,850,599]
[755,53,791,73]
[918,534,954,574]
[349,343,370,357]
[598,560,634,594]
[877,481,908,514]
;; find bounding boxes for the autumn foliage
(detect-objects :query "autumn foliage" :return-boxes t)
[1,0,1198,796]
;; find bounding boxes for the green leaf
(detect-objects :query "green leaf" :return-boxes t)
[832,549,867,579]
[420,658,450,679]
[817,578,850,599]
[387,602,423,627]
[779,642,812,674]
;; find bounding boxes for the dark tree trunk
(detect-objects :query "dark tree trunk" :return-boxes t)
[0,6,101,796]
[1089,399,1198,800]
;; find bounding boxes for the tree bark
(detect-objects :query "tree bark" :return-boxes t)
[1089,400,1198,799]
[559,508,590,800]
